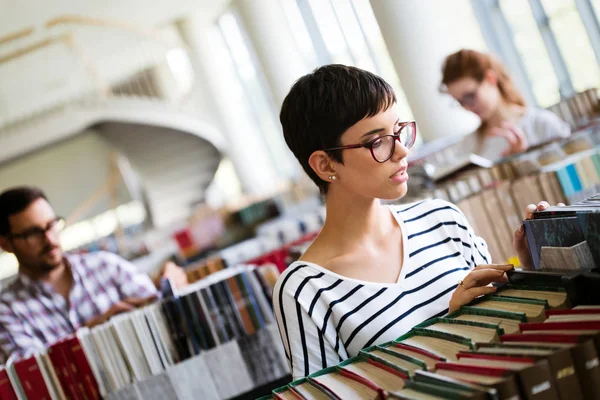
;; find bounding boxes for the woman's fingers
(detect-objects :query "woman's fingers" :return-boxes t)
[537,201,550,211]
[462,285,498,301]
[472,263,514,272]
[463,269,509,289]
[525,204,538,220]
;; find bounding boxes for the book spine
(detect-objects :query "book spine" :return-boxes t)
[0,369,17,400]
[239,271,267,328]
[546,350,583,400]
[566,164,583,193]
[210,282,243,339]
[173,296,201,355]
[195,291,220,347]
[48,342,81,400]
[162,299,192,360]
[226,277,256,336]
[200,287,230,343]
[182,294,211,350]
[234,273,263,331]
[570,340,600,399]
[516,360,560,400]
[66,337,101,400]
[14,357,52,400]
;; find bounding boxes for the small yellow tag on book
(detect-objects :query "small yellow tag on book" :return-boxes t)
[507,256,520,268]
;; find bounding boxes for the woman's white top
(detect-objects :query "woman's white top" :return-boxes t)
[273,199,491,379]
[466,107,571,161]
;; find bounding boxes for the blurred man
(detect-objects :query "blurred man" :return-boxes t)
[0,186,186,363]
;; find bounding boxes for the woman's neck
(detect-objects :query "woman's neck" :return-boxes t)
[320,188,396,249]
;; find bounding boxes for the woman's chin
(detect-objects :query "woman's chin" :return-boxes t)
[379,184,408,201]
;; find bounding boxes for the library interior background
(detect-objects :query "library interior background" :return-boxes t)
[2,0,600,399]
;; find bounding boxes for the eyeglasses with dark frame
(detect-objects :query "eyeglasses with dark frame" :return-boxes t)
[322,121,417,163]
[456,83,482,108]
[9,217,66,246]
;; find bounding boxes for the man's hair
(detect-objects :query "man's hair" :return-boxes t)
[280,64,396,194]
[0,187,47,236]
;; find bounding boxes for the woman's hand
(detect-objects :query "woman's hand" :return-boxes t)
[490,121,528,156]
[513,201,565,269]
[448,264,514,313]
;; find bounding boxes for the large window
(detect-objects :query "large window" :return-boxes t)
[500,0,561,106]
[478,0,600,107]
[285,0,414,124]
[215,12,298,180]
[541,0,600,93]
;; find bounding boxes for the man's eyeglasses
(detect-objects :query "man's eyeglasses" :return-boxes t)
[9,217,66,245]
[322,121,417,163]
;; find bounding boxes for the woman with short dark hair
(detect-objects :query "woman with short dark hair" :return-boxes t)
[274,64,545,379]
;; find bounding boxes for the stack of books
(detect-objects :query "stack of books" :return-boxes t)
[263,271,600,400]
[524,195,600,271]
[2,265,289,400]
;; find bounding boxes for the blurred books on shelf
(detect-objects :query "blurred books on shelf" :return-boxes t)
[2,264,289,400]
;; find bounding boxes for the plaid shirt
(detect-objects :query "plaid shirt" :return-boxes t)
[0,251,158,363]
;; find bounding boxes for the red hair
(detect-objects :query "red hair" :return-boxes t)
[441,49,526,107]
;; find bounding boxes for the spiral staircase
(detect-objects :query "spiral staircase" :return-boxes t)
[0,12,227,228]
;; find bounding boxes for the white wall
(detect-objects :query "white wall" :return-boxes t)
[0,130,131,220]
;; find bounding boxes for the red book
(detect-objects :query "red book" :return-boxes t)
[365,358,409,381]
[391,343,445,361]
[456,352,536,364]
[64,337,101,400]
[338,368,386,399]
[547,309,600,316]
[48,339,84,400]
[435,362,511,377]
[13,356,52,400]
[0,368,17,400]
[520,321,600,331]
[501,333,583,344]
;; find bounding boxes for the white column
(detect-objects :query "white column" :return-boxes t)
[370,0,480,142]
[234,0,308,107]
[177,15,280,195]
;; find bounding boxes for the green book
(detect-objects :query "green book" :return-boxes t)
[358,346,418,377]
[337,355,407,393]
[444,306,527,335]
[288,377,331,400]
[416,317,505,339]
[469,294,548,322]
[495,284,568,308]
[390,380,489,399]
[415,370,497,398]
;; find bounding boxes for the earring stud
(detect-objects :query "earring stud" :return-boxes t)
[328,175,337,181]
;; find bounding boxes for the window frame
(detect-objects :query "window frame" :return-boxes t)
[474,0,600,104]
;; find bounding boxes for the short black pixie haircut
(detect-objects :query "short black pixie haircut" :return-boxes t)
[0,186,47,236]
[280,64,396,194]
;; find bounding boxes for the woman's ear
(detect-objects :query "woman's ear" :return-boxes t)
[0,236,14,254]
[308,150,338,182]
[484,69,498,86]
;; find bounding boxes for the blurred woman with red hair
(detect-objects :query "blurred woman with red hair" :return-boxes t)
[441,49,570,159]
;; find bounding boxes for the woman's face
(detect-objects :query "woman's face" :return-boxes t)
[330,107,411,201]
[446,74,501,121]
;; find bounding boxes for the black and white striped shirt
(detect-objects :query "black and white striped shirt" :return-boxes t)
[273,199,491,379]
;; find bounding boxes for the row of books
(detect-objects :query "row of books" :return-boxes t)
[547,88,599,130]
[427,149,600,265]
[263,271,600,399]
[1,265,289,400]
